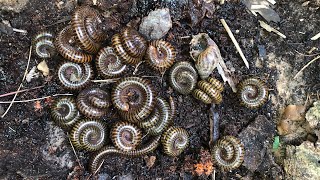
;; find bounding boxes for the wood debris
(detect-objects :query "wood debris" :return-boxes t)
[310,32,320,40]
[37,60,49,76]
[259,20,286,38]
[242,0,280,22]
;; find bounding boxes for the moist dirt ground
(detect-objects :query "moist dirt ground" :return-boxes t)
[0,0,319,179]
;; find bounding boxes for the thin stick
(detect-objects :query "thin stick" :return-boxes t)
[0,94,73,104]
[294,55,320,79]
[67,133,83,169]
[93,159,105,176]
[220,19,249,69]
[12,28,27,34]
[133,61,144,75]
[0,85,45,98]
[1,46,32,118]
[91,78,119,83]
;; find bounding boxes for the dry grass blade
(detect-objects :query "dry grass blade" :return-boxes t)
[0,85,45,98]
[294,55,320,79]
[0,94,73,104]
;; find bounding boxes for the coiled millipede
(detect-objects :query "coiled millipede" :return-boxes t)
[58,62,93,90]
[112,28,147,65]
[89,135,161,173]
[238,78,268,109]
[161,126,189,157]
[112,77,155,123]
[33,31,55,59]
[70,119,107,151]
[55,26,93,63]
[111,121,142,151]
[168,61,198,95]
[147,97,174,135]
[51,97,81,130]
[211,136,245,171]
[77,87,111,119]
[96,47,126,78]
[72,6,106,54]
[145,40,176,73]
[192,77,224,104]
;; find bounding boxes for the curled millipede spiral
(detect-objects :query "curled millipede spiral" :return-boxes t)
[168,61,198,95]
[211,136,245,171]
[192,77,224,104]
[72,6,106,54]
[111,121,142,151]
[77,87,111,119]
[58,62,93,90]
[70,119,107,151]
[112,77,155,123]
[146,40,176,72]
[238,78,268,109]
[148,97,173,135]
[112,28,147,65]
[33,31,55,59]
[161,126,189,157]
[51,97,81,129]
[55,26,93,63]
[96,47,126,78]
[89,135,161,173]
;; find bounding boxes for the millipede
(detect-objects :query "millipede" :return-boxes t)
[51,97,81,130]
[238,77,268,109]
[33,31,55,59]
[76,87,111,119]
[168,61,198,95]
[95,47,127,78]
[70,119,107,151]
[211,136,245,171]
[192,77,224,104]
[161,126,189,157]
[58,62,93,90]
[145,40,176,73]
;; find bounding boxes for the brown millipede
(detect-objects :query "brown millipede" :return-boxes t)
[58,62,93,90]
[145,40,176,72]
[161,126,189,157]
[89,135,161,173]
[111,28,147,65]
[95,47,126,78]
[70,119,107,151]
[168,61,198,95]
[72,6,106,54]
[55,26,93,63]
[192,77,223,104]
[77,87,111,119]
[238,78,268,109]
[33,31,55,59]
[51,97,81,130]
[111,121,142,151]
[211,136,245,171]
[111,77,155,123]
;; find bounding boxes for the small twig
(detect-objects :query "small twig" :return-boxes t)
[294,55,320,79]
[0,85,45,98]
[179,36,191,39]
[67,133,83,169]
[133,61,144,75]
[311,32,320,40]
[220,19,249,69]
[91,78,120,83]
[12,28,27,34]
[294,49,320,57]
[1,46,32,118]
[93,159,105,176]
[0,94,73,104]
[45,16,71,27]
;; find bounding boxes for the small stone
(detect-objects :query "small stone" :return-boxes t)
[139,8,172,40]
[305,100,320,129]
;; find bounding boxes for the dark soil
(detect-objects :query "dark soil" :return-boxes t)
[0,0,319,179]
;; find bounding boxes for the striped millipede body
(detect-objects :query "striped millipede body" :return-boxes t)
[161,126,189,157]
[211,136,245,171]
[33,31,55,59]
[51,97,81,130]
[58,62,93,90]
[112,77,155,123]
[147,97,173,135]
[112,28,147,65]
[55,26,93,63]
[238,78,268,109]
[111,121,142,151]
[70,119,107,151]
[77,87,111,119]
[89,135,161,173]
[168,61,198,95]
[72,6,106,54]
[192,77,224,104]
[146,40,176,72]
[96,47,126,78]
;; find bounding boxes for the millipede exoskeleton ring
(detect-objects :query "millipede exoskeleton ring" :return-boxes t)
[161,126,189,157]
[238,78,268,109]
[111,121,142,151]
[33,31,55,59]
[96,47,126,78]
